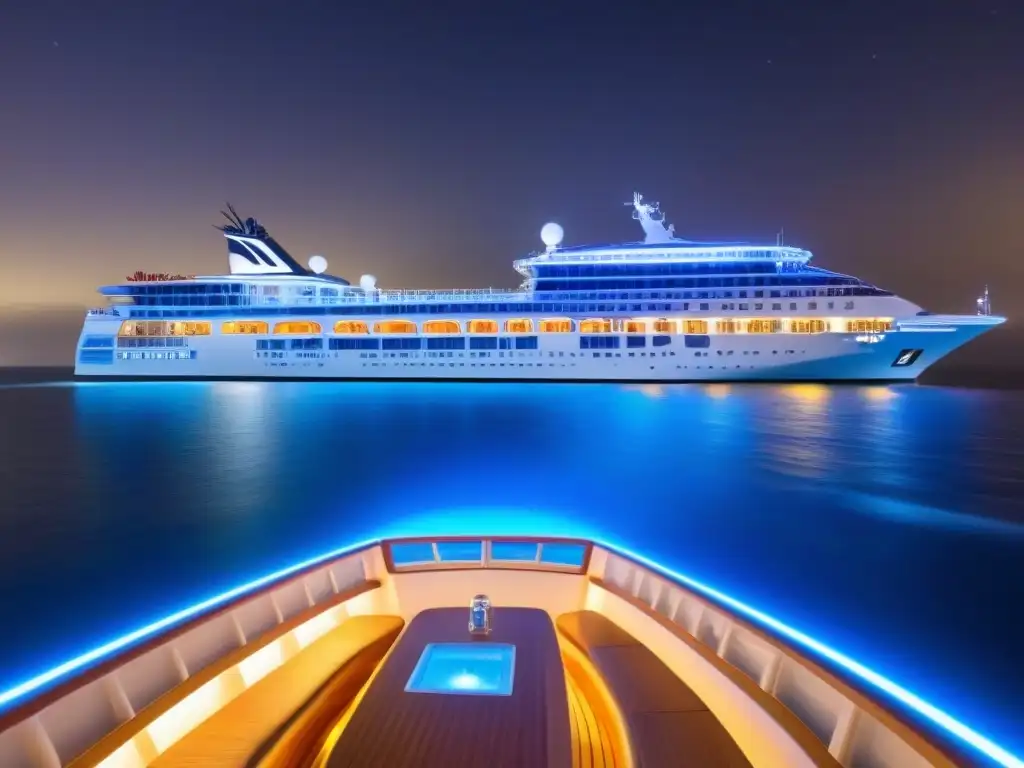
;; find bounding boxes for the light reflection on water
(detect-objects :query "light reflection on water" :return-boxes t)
[0,381,1022,757]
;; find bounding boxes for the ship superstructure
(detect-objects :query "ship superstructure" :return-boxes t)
[74,195,1004,381]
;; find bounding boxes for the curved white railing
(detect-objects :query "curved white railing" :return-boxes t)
[0,544,382,768]
[586,547,979,768]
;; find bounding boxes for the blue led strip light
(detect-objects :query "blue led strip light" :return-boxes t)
[604,540,1022,768]
[0,535,1018,768]
[0,538,377,711]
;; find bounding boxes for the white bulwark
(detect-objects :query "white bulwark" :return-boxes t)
[74,196,1004,382]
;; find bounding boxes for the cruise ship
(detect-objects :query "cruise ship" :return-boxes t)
[74,195,1004,381]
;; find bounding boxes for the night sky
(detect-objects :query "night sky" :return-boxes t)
[1,1,1021,364]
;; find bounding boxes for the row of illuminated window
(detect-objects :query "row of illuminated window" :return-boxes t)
[697,319,893,334]
[118,317,894,338]
[118,318,574,336]
[118,321,213,337]
[324,317,894,335]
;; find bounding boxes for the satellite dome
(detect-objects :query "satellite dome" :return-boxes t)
[359,274,377,290]
[540,222,564,248]
[308,255,328,274]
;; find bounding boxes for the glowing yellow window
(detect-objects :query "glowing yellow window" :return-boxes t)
[168,321,211,336]
[847,319,891,334]
[374,320,417,334]
[334,321,369,334]
[423,320,461,334]
[579,319,612,334]
[791,319,827,334]
[505,318,533,333]
[747,319,780,334]
[222,321,269,334]
[859,319,891,333]
[468,319,499,334]
[715,320,738,334]
[684,320,708,335]
[624,321,646,334]
[274,321,322,335]
[653,319,677,334]
[539,318,573,333]
[119,320,172,337]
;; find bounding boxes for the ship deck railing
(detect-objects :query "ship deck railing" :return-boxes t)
[513,247,813,267]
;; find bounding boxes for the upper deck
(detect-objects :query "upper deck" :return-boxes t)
[515,193,813,274]
[92,194,893,317]
[515,242,813,273]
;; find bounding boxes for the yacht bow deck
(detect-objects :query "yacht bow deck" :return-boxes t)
[0,536,1005,768]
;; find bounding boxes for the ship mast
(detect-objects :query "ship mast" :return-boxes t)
[976,285,992,316]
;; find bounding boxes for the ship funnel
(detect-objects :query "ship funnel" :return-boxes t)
[215,204,309,275]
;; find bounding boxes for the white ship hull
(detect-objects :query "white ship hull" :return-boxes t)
[74,314,999,382]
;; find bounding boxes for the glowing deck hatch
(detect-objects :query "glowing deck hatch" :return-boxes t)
[404,642,516,696]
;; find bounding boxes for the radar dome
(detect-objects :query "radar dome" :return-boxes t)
[359,274,377,290]
[308,255,328,274]
[540,222,564,248]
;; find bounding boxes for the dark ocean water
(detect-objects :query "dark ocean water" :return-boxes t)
[0,374,1022,762]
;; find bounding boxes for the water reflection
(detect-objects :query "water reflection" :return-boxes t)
[620,383,668,399]
[852,386,907,490]
[754,385,835,479]
[861,385,899,403]
[704,384,732,399]
[781,383,831,405]
[845,491,1024,537]
[203,382,277,517]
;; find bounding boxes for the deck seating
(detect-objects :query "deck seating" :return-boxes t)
[562,645,628,768]
[149,615,403,768]
[557,611,752,768]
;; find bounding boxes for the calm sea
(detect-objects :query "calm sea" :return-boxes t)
[1,375,1022,761]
